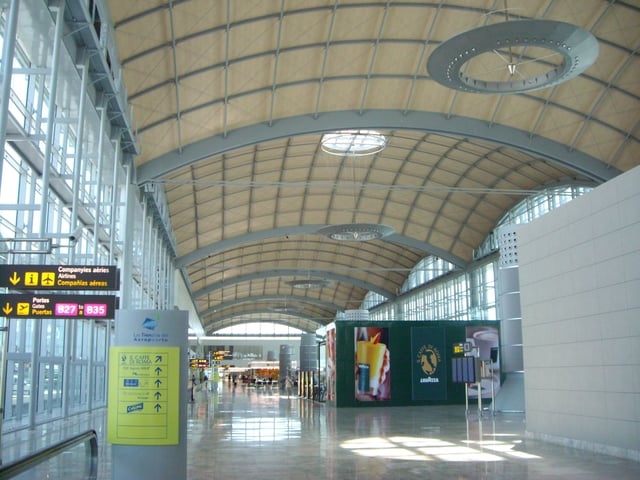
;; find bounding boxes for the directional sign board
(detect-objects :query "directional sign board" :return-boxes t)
[0,293,118,319]
[108,347,180,445]
[0,264,119,290]
[189,358,209,369]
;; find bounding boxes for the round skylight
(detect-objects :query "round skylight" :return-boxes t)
[321,130,387,156]
[318,224,395,242]
[286,279,332,289]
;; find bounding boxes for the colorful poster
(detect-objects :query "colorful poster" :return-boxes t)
[411,327,447,401]
[326,325,336,401]
[354,327,390,401]
[465,326,500,399]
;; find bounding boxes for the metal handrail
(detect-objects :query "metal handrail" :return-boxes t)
[0,429,98,479]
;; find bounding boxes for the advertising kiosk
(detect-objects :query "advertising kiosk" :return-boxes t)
[324,320,500,408]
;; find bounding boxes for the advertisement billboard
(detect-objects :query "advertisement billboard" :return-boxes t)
[354,326,391,402]
[411,327,447,401]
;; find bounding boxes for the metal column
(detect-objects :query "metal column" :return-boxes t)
[0,0,20,184]
[495,224,525,412]
[0,0,20,458]
[37,1,65,244]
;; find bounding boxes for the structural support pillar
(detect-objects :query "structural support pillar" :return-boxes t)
[0,2,21,456]
[38,1,65,244]
[495,225,525,412]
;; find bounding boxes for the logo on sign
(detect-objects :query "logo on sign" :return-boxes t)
[142,317,157,331]
[417,344,441,376]
[126,402,144,413]
[132,315,169,344]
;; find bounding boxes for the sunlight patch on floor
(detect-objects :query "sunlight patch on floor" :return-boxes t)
[341,435,542,462]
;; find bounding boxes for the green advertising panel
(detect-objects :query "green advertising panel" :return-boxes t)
[332,320,499,407]
[411,327,447,401]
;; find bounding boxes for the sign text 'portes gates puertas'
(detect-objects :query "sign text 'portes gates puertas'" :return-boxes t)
[0,264,119,291]
[0,293,119,319]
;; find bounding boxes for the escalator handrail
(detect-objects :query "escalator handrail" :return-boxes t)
[0,428,98,479]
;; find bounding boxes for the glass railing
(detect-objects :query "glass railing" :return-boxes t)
[0,429,98,479]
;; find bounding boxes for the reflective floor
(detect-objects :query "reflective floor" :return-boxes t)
[3,381,640,479]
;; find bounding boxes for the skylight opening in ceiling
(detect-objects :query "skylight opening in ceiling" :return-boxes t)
[286,279,332,289]
[318,224,395,242]
[321,130,387,156]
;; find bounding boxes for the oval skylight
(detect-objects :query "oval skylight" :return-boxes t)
[318,224,395,242]
[321,130,387,156]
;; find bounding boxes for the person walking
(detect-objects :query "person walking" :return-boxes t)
[285,375,294,398]
[190,374,197,401]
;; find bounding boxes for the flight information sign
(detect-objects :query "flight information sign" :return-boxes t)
[0,293,118,319]
[189,358,209,369]
[0,264,119,290]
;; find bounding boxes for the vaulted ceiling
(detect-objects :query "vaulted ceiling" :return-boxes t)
[107,0,640,334]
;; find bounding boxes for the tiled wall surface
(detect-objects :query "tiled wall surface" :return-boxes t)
[518,166,640,461]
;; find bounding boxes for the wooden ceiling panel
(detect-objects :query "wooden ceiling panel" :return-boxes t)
[109,0,639,331]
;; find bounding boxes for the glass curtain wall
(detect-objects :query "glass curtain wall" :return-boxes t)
[0,0,174,432]
[368,258,497,322]
[366,185,591,323]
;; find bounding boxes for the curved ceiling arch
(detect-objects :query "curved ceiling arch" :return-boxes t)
[189,241,419,290]
[176,225,309,268]
[202,304,333,330]
[195,238,420,270]
[107,1,639,339]
[136,110,619,184]
[192,268,395,300]
[199,295,343,320]
[205,311,324,335]
[177,226,466,269]
[116,3,492,64]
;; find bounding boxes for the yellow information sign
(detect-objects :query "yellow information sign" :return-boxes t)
[108,346,180,445]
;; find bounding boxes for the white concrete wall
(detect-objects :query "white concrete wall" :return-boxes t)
[517,166,640,461]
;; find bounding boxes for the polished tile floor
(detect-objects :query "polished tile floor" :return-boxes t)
[3,382,639,479]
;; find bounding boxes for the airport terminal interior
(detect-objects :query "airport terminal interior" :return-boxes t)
[0,1,638,479]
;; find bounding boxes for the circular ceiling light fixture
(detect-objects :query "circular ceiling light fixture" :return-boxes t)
[427,20,598,94]
[286,279,332,289]
[270,304,304,313]
[318,224,395,242]
[321,130,387,156]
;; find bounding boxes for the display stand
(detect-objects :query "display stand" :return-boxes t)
[464,382,482,417]
[462,346,481,417]
[464,377,482,417]
[464,360,496,417]
[481,360,496,416]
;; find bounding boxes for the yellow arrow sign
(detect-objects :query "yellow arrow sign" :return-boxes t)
[9,272,20,285]
[3,302,13,315]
